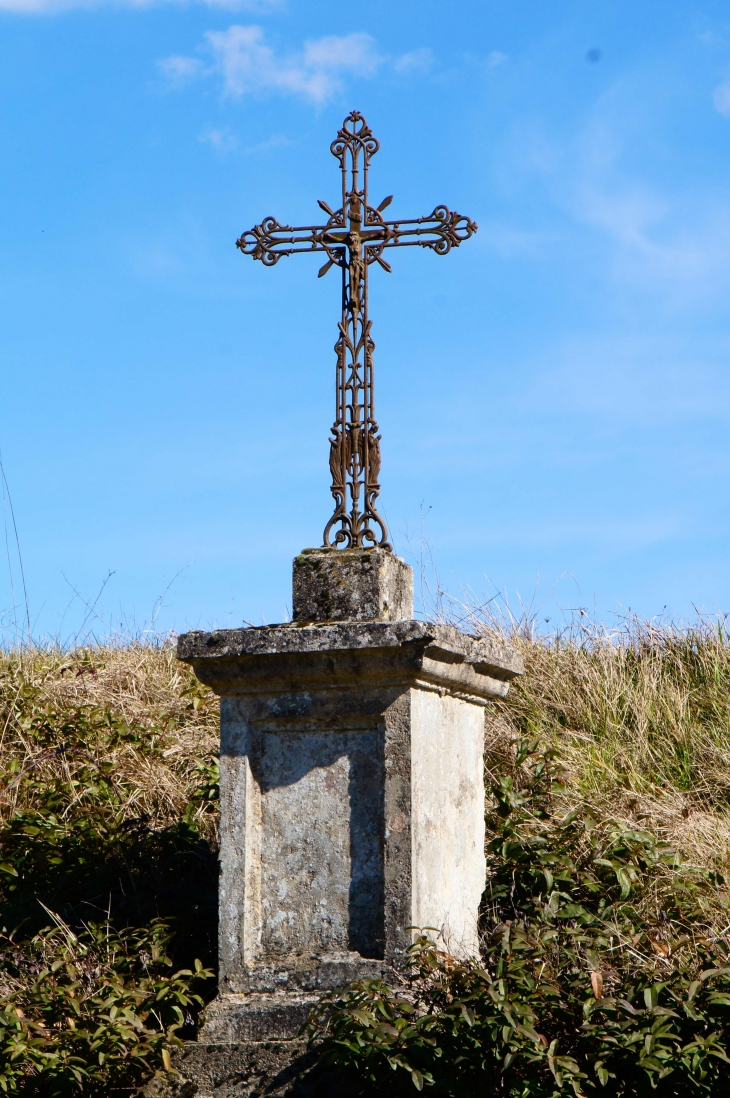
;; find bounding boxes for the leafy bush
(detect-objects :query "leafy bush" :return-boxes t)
[0,646,219,1094]
[0,916,211,1096]
[307,740,730,1096]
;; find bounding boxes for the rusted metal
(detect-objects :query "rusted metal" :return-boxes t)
[237,111,477,551]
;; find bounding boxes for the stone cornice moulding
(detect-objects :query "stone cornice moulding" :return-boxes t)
[177,621,525,704]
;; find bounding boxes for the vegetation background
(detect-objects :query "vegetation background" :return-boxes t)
[0,645,218,1095]
[2,608,730,1092]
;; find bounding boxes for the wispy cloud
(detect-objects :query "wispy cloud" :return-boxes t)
[205,27,381,101]
[699,30,728,49]
[197,126,291,156]
[491,80,730,306]
[0,0,279,12]
[713,80,730,116]
[393,47,434,75]
[243,133,292,154]
[159,54,204,86]
[199,126,238,153]
[570,156,730,298]
[486,50,507,68]
[160,26,434,104]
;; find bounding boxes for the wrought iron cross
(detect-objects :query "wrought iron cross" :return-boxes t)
[237,111,477,551]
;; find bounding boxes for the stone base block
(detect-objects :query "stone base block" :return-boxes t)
[292,548,413,623]
[140,1041,349,1098]
[199,994,321,1042]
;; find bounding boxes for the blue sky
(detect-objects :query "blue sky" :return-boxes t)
[2,0,730,641]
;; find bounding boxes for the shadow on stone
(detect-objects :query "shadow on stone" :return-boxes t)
[140,1041,364,1097]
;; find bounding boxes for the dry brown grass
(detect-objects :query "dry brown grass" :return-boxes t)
[471,615,730,878]
[0,642,219,839]
[4,614,730,877]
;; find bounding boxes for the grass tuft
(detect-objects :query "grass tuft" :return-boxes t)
[468,611,730,885]
[0,641,218,838]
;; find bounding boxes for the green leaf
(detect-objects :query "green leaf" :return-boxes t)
[699,966,730,981]
[686,981,701,1002]
[616,868,632,898]
[595,1061,609,1085]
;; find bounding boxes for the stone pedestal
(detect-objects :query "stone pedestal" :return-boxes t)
[145,551,522,1097]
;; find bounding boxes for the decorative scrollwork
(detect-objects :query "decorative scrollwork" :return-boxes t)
[331,111,380,167]
[235,218,291,265]
[236,112,477,552]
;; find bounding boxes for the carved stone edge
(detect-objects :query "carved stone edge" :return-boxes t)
[177,621,524,703]
[199,993,320,1042]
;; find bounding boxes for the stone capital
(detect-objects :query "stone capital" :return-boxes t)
[177,620,523,705]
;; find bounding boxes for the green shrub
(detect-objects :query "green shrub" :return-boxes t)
[0,646,219,1094]
[0,916,211,1096]
[0,805,218,980]
[307,740,730,1096]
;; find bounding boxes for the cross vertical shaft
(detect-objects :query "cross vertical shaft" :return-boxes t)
[236,111,477,551]
[324,114,388,549]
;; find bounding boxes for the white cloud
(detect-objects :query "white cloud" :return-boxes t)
[303,32,381,76]
[161,26,433,104]
[486,50,507,68]
[492,87,730,306]
[199,126,238,153]
[158,54,204,86]
[713,80,730,116]
[197,26,382,103]
[569,141,730,294]
[0,0,279,12]
[393,47,434,75]
[578,186,730,302]
[198,126,294,159]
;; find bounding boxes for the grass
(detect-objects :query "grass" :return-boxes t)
[461,610,730,889]
[0,641,218,836]
[4,614,730,883]
[2,615,730,1091]
[4,614,730,878]
[0,639,221,965]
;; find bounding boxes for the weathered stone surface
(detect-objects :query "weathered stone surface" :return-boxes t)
[292,548,413,623]
[140,1041,349,1098]
[177,620,523,701]
[200,995,319,1043]
[411,690,487,953]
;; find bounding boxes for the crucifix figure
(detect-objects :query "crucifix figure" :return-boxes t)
[237,111,477,551]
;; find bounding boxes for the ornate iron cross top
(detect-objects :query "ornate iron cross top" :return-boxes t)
[237,111,477,551]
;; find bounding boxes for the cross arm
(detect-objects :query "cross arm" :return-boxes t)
[236,216,330,266]
[378,205,477,256]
